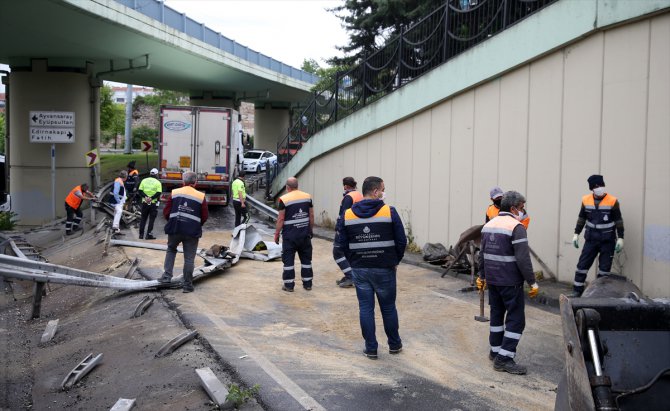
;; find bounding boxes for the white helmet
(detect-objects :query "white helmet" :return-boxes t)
[150,168,159,176]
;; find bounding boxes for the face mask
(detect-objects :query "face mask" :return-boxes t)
[512,208,524,221]
[593,187,606,197]
[379,191,386,201]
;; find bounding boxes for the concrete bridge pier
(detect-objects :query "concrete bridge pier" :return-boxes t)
[8,59,99,225]
[254,103,290,152]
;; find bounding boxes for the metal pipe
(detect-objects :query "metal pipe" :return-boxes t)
[124,84,132,154]
[0,70,9,203]
[587,329,603,376]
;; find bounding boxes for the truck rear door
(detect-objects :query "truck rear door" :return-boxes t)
[160,107,195,171]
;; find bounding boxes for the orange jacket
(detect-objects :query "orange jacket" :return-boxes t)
[65,185,84,209]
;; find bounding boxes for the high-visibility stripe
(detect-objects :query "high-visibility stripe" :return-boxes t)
[342,267,352,273]
[481,227,514,236]
[598,271,610,276]
[301,264,312,269]
[169,212,201,223]
[498,349,515,358]
[585,205,596,210]
[586,221,615,229]
[511,238,528,244]
[302,277,313,281]
[285,217,309,225]
[490,325,504,332]
[344,216,392,226]
[574,281,585,286]
[504,331,522,340]
[598,206,613,210]
[491,345,501,352]
[349,240,395,250]
[335,257,347,263]
[283,279,295,283]
[483,253,517,262]
[283,266,295,271]
[576,269,588,274]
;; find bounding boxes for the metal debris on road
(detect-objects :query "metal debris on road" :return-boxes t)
[195,367,234,409]
[132,296,155,318]
[61,352,104,390]
[155,330,199,358]
[40,319,59,343]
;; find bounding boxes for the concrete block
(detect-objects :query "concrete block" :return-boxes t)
[195,367,233,409]
[40,319,59,343]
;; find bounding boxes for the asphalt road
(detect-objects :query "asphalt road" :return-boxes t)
[119,204,564,411]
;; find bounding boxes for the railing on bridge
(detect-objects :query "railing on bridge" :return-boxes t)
[113,0,318,84]
[276,0,558,168]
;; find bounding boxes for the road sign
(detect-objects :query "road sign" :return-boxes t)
[141,141,153,152]
[30,111,75,127]
[85,149,99,167]
[30,127,75,143]
[29,111,76,143]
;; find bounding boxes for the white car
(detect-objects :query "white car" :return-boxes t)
[242,150,277,173]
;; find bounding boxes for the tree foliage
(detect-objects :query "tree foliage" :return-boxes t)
[301,59,348,94]
[328,0,444,67]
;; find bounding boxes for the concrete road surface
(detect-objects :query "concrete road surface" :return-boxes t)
[123,226,563,411]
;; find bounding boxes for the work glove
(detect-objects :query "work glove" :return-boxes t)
[528,283,539,298]
[572,234,580,249]
[476,276,486,291]
[615,238,624,253]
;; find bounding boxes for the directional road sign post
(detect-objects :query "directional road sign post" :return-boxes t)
[85,149,100,167]
[29,111,76,219]
[141,141,153,172]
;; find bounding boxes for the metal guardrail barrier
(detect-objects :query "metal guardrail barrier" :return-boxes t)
[246,195,278,221]
[277,0,558,168]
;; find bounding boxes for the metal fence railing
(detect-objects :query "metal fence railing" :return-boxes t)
[276,0,558,168]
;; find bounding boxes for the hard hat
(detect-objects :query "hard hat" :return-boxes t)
[150,168,159,176]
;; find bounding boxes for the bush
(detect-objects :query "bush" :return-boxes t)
[132,126,158,149]
[0,211,19,230]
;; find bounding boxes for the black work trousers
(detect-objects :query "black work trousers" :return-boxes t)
[573,233,616,293]
[65,203,82,234]
[488,284,525,361]
[139,203,158,237]
[233,200,248,227]
[281,236,313,289]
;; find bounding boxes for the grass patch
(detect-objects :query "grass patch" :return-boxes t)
[100,153,158,183]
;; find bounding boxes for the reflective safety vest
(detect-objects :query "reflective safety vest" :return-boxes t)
[582,193,617,235]
[129,169,139,177]
[109,177,126,204]
[231,178,246,202]
[343,204,398,268]
[138,177,162,205]
[279,190,312,240]
[165,186,206,238]
[65,185,84,210]
[481,215,524,286]
[486,204,530,229]
[347,191,364,203]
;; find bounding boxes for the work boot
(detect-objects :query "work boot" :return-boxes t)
[335,276,347,285]
[567,290,583,298]
[494,358,527,375]
[338,278,354,288]
[65,231,73,236]
[139,233,144,240]
[389,344,403,354]
[157,274,172,284]
[145,234,156,240]
[182,286,194,293]
[489,351,496,361]
[303,285,312,291]
[282,285,294,293]
[363,349,378,360]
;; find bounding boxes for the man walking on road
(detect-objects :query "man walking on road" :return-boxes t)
[64,182,95,235]
[334,176,363,288]
[274,177,314,292]
[570,174,624,297]
[138,168,162,240]
[477,191,539,375]
[110,170,128,234]
[335,176,407,359]
[158,171,208,293]
[231,171,248,227]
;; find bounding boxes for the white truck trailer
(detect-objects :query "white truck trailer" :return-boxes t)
[158,105,243,205]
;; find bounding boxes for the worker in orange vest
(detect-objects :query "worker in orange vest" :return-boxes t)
[570,175,624,297]
[334,177,364,288]
[64,183,95,235]
[486,186,530,230]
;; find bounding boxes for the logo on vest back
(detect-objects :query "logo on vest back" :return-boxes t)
[603,215,608,221]
[363,226,371,234]
[298,208,303,213]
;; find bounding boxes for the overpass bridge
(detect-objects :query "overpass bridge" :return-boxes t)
[0,0,317,224]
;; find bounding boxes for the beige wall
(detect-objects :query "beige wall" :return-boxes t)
[295,14,670,298]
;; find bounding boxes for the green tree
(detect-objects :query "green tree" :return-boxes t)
[301,58,349,94]
[132,125,158,148]
[328,0,443,67]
